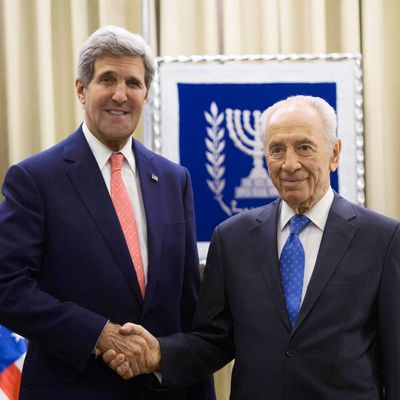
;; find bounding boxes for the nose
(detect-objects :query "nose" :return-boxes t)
[282,147,301,173]
[112,83,128,104]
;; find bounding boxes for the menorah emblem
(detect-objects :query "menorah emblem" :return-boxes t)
[225,108,278,198]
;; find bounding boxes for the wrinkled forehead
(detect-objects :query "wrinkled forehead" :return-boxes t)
[93,54,144,70]
[270,102,321,125]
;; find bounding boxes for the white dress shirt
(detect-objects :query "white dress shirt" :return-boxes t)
[82,122,148,284]
[277,188,334,303]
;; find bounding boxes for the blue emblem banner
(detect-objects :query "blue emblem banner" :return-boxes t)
[152,56,364,257]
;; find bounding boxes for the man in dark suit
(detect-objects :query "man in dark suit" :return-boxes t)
[107,95,400,399]
[0,25,214,400]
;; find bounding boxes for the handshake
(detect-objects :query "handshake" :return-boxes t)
[96,322,162,380]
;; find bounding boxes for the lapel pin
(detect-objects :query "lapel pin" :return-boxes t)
[151,174,159,182]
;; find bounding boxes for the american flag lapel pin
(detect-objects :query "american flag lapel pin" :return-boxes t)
[151,173,159,182]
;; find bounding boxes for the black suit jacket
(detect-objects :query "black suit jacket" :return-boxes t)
[0,127,215,400]
[159,193,400,399]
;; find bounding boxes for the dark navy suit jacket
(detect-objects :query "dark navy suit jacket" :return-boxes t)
[159,194,400,400]
[0,126,215,400]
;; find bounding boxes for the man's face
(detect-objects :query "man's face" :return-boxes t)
[264,102,341,214]
[76,55,148,151]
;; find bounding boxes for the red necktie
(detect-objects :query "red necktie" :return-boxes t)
[110,153,145,297]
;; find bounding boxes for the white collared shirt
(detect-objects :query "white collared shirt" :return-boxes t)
[277,188,334,303]
[82,122,148,284]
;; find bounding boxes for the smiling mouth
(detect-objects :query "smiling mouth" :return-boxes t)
[281,178,307,187]
[106,110,129,116]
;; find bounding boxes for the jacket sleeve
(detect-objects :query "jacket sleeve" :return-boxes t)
[0,164,107,372]
[159,225,235,389]
[378,224,400,399]
[179,167,217,399]
[179,168,201,332]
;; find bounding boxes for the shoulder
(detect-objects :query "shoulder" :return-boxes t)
[331,194,400,246]
[134,139,185,167]
[218,200,279,232]
[333,194,399,229]
[133,139,189,180]
[17,129,81,173]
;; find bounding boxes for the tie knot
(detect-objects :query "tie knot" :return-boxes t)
[110,153,124,173]
[289,214,310,235]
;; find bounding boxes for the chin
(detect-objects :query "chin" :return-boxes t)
[285,196,310,211]
[283,191,306,203]
[105,129,133,140]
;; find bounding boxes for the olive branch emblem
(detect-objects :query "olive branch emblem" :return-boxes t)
[204,102,233,216]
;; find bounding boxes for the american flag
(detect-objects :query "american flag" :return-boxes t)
[0,325,27,400]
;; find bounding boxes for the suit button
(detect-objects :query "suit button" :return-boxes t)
[286,350,296,358]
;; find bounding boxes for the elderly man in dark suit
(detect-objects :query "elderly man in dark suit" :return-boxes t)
[106,95,400,400]
[0,25,214,400]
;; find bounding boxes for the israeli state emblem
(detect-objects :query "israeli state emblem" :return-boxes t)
[204,101,278,217]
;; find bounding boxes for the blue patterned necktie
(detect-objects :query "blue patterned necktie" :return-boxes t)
[280,214,310,327]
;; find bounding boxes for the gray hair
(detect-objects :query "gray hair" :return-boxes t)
[260,95,337,148]
[77,25,156,89]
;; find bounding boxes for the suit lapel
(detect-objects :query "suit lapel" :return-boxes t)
[294,195,358,332]
[62,129,144,303]
[133,140,164,307]
[250,200,292,331]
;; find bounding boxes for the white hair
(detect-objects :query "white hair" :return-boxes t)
[259,95,337,148]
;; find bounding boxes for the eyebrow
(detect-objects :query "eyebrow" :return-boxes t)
[95,71,116,81]
[294,138,315,146]
[267,137,316,148]
[267,140,283,148]
[98,70,115,76]
[97,71,143,84]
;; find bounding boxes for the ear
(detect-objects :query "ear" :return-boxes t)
[329,139,342,172]
[75,79,86,104]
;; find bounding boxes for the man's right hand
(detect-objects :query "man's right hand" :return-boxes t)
[101,322,161,380]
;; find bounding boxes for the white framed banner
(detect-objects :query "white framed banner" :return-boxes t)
[148,54,364,260]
